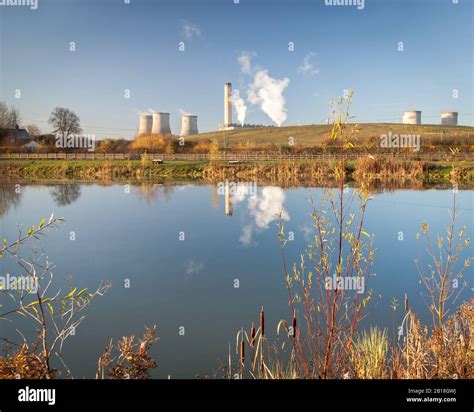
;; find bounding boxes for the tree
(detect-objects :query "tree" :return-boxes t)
[26,124,41,138]
[0,102,21,129]
[9,107,21,128]
[0,102,10,129]
[48,107,82,139]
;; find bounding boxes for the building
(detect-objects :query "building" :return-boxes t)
[402,110,422,125]
[3,126,32,144]
[180,115,199,136]
[441,112,458,126]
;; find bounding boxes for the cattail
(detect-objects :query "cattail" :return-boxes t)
[260,306,265,337]
[250,322,256,348]
[240,339,245,366]
[404,294,409,312]
[292,310,297,339]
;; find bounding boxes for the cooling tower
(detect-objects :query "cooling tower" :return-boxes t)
[441,112,458,126]
[138,114,153,135]
[180,115,198,136]
[402,110,422,125]
[152,112,171,135]
[224,83,232,127]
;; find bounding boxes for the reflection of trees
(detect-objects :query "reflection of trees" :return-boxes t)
[50,185,81,206]
[131,184,174,204]
[0,184,22,217]
[210,185,219,209]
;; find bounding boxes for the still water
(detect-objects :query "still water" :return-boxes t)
[0,182,472,378]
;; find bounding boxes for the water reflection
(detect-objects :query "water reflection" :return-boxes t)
[131,183,174,204]
[50,184,81,206]
[0,184,22,217]
[0,181,471,378]
[217,181,290,246]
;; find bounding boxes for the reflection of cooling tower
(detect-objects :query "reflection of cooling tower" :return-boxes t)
[441,112,458,126]
[138,114,153,135]
[224,82,232,127]
[402,110,422,125]
[152,112,171,135]
[180,115,198,136]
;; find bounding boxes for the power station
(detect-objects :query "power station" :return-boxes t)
[137,85,462,137]
[180,114,199,136]
[402,110,422,125]
[224,82,232,127]
[138,114,153,135]
[151,112,171,135]
[441,111,458,126]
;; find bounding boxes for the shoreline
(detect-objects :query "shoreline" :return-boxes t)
[0,158,472,188]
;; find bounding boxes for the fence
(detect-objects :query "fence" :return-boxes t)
[0,152,470,161]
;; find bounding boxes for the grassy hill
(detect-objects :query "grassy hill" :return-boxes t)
[191,123,474,148]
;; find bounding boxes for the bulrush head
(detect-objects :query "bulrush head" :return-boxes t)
[260,306,265,337]
[292,310,297,339]
[240,339,245,366]
[250,322,256,348]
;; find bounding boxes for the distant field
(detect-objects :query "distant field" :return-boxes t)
[192,123,474,148]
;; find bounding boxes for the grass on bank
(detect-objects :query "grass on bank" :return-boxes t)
[0,158,473,186]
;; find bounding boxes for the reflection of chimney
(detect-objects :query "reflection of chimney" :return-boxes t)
[225,180,233,216]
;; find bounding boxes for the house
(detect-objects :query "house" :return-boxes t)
[4,125,32,144]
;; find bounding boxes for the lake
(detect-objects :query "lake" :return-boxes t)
[0,181,472,378]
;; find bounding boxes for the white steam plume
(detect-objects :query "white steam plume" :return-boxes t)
[247,70,289,127]
[238,51,256,75]
[230,90,247,126]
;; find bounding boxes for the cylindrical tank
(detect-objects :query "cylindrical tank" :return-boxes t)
[441,112,458,126]
[224,83,232,127]
[152,112,171,135]
[180,115,198,136]
[138,114,153,135]
[402,110,422,125]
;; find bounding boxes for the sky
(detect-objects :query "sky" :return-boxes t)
[0,0,472,139]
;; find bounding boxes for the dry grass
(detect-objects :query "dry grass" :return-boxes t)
[350,327,389,379]
[96,326,158,380]
[355,156,424,181]
[394,300,473,379]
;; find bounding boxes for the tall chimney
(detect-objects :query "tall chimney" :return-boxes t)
[224,83,232,127]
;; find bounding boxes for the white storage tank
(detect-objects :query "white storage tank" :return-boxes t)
[441,112,458,126]
[402,110,422,125]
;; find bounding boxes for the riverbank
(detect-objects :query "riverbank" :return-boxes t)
[0,158,472,187]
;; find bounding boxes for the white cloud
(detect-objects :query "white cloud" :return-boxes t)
[184,259,204,275]
[238,51,256,75]
[181,21,201,39]
[239,224,253,246]
[298,52,319,76]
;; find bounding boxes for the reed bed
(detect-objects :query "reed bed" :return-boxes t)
[354,156,424,181]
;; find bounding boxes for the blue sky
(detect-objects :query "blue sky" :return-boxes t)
[0,0,472,138]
